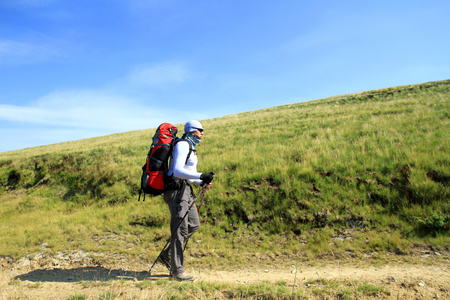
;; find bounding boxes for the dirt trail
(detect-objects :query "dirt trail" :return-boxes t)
[1,255,449,299]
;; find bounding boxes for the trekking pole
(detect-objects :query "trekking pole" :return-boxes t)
[196,171,214,212]
[149,183,208,274]
[196,186,208,211]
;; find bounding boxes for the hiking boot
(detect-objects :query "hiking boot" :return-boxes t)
[171,272,194,281]
[157,256,171,271]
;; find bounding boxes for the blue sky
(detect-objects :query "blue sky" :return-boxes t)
[1,0,449,152]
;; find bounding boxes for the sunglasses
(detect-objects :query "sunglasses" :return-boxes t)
[193,127,204,132]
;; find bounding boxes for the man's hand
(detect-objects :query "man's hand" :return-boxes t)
[200,172,214,184]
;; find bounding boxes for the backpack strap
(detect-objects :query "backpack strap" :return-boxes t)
[138,163,148,201]
[174,138,194,164]
[138,187,146,201]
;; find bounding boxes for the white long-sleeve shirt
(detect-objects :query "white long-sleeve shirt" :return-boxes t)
[168,139,202,185]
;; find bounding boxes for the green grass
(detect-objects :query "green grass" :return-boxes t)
[132,279,388,300]
[69,294,86,300]
[0,80,449,262]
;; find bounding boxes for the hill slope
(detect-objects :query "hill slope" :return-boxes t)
[0,80,449,264]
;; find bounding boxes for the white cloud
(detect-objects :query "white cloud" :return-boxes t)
[0,59,202,152]
[0,39,61,64]
[128,62,189,87]
[0,127,102,151]
[0,88,209,152]
[0,90,166,131]
[0,40,36,56]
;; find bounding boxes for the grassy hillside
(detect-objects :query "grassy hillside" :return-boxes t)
[0,80,449,264]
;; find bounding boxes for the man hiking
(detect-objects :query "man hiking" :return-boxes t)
[159,120,214,281]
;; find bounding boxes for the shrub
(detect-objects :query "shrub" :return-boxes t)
[416,212,450,236]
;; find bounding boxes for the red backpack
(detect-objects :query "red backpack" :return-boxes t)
[138,123,178,200]
[138,123,193,200]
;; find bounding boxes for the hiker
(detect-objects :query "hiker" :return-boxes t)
[159,120,214,281]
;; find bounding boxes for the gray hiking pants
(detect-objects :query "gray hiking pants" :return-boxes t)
[162,184,200,274]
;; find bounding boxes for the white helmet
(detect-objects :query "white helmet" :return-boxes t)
[184,120,203,133]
